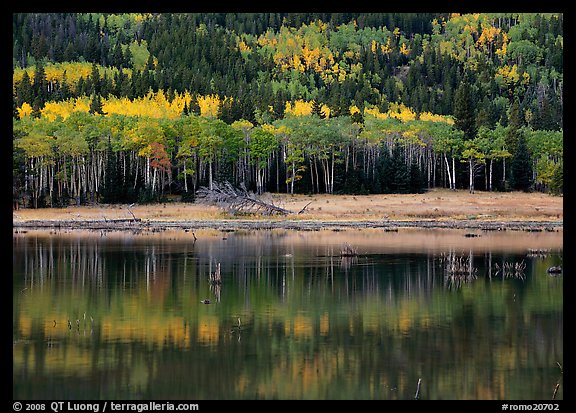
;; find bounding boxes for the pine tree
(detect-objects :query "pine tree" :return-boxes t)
[389,143,409,193]
[189,94,200,115]
[32,61,48,106]
[16,71,33,107]
[112,41,124,67]
[90,62,101,95]
[453,81,477,140]
[123,44,133,68]
[408,160,425,193]
[510,133,533,191]
[312,99,324,118]
[505,99,522,156]
[89,93,106,115]
[60,70,71,100]
[31,97,43,118]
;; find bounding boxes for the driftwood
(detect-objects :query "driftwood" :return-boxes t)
[196,181,292,215]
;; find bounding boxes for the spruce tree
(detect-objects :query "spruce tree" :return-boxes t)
[510,133,533,191]
[312,99,324,118]
[89,94,106,115]
[33,61,48,106]
[16,71,33,107]
[453,81,477,140]
[389,143,409,193]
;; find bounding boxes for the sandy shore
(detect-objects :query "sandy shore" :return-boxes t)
[13,188,563,231]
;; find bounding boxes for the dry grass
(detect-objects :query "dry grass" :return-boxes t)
[13,188,563,223]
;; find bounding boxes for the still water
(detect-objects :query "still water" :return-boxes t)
[13,227,563,400]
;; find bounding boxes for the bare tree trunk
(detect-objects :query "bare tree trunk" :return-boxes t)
[452,157,456,190]
[208,160,213,190]
[469,158,474,194]
[444,154,453,190]
[183,158,188,192]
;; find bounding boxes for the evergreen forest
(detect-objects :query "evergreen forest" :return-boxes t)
[12,12,563,208]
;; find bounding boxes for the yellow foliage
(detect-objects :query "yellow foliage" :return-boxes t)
[363,106,389,120]
[18,102,33,118]
[73,96,91,113]
[238,39,251,53]
[522,71,530,85]
[301,45,320,70]
[285,99,313,117]
[388,102,416,121]
[495,32,509,58]
[349,105,360,115]
[496,64,522,86]
[343,50,355,60]
[260,23,335,74]
[197,94,221,118]
[419,111,454,124]
[380,39,392,55]
[399,43,410,56]
[292,54,305,72]
[41,100,76,121]
[477,26,501,48]
[13,62,127,94]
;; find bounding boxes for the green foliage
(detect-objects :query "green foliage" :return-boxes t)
[549,161,563,195]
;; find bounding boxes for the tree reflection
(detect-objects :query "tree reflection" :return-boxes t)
[13,230,563,400]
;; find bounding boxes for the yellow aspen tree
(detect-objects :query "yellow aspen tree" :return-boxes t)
[41,100,76,121]
[73,96,91,113]
[381,39,392,56]
[419,112,454,124]
[18,102,33,118]
[285,100,313,117]
[399,43,410,56]
[197,94,221,118]
[364,106,389,120]
[350,105,360,116]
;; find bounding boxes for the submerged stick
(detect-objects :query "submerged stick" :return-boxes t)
[552,383,560,400]
[414,378,422,400]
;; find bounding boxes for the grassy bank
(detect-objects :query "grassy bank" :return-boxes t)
[13,189,563,224]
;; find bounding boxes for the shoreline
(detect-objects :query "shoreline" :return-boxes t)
[13,218,563,232]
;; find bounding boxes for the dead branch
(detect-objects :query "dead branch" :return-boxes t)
[196,181,293,215]
[298,201,312,214]
[552,383,560,400]
[127,204,138,221]
[414,378,422,400]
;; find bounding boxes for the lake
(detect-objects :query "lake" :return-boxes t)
[13,227,563,400]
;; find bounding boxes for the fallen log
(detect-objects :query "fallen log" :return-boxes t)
[196,181,293,215]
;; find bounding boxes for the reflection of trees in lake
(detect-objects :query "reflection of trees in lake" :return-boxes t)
[13,232,563,399]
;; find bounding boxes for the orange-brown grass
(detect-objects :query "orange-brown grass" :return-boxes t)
[13,188,563,223]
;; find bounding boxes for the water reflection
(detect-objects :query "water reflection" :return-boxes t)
[13,228,563,400]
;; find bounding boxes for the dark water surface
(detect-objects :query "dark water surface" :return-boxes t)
[13,228,563,400]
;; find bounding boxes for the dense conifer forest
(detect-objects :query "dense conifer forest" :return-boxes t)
[12,13,563,208]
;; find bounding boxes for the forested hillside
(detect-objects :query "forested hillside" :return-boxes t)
[12,13,563,208]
